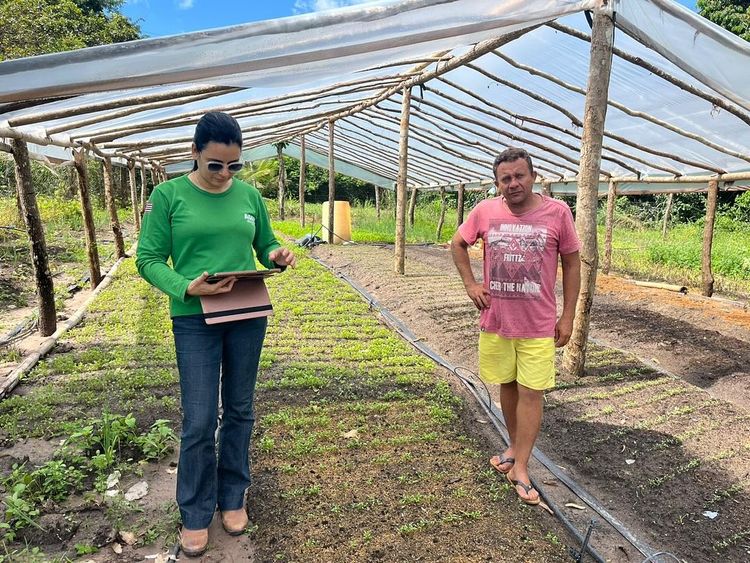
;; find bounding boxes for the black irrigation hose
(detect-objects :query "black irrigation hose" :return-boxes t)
[310,256,663,563]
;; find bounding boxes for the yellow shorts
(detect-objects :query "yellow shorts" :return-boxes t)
[478,332,555,390]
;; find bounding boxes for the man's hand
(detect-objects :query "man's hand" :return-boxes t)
[466,281,491,311]
[554,315,574,347]
[187,272,236,296]
[269,247,297,269]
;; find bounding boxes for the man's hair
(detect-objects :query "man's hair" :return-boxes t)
[493,148,534,180]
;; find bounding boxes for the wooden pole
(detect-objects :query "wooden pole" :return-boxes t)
[395,86,412,274]
[562,6,615,378]
[661,193,674,239]
[102,157,125,259]
[150,167,157,189]
[408,187,418,227]
[277,143,286,220]
[456,183,465,227]
[603,180,617,275]
[327,121,335,244]
[11,139,56,336]
[436,186,446,240]
[375,186,381,220]
[702,180,719,297]
[73,150,102,288]
[139,164,148,215]
[299,135,306,227]
[127,161,140,231]
[542,180,552,197]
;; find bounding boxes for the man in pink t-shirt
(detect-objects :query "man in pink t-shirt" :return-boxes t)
[452,148,581,505]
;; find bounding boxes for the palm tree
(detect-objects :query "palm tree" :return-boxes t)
[237,159,277,193]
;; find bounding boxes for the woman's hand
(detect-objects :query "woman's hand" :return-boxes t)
[186,272,237,296]
[269,247,297,269]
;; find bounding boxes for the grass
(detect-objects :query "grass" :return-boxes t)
[600,221,750,296]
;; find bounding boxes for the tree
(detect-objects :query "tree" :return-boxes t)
[697,0,750,41]
[0,0,140,61]
[237,159,278,195]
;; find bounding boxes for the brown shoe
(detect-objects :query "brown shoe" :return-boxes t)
[221,508,249,536]
[180,527,208,558]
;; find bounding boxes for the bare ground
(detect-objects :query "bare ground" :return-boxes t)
[311,242,750,562]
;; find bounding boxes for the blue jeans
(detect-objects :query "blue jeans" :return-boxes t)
[172,314,267,529]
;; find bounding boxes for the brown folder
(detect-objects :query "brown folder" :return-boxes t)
[200,278,273,324]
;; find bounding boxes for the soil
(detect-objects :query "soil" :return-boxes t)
[2,239,749,562]
[311,242,750,562]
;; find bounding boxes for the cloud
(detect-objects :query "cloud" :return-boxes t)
[176,0,194,9]
[293,0,375,14]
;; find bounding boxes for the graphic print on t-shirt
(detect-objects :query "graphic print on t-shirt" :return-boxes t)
[487,221,547,299]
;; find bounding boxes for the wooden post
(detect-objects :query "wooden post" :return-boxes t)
[12,139,56,336]
[456,183,465,227]
[375,186,381,220]
[395,87,412,274]
[408,187,418,227]
[562,6,615,378]
[542,180,552,197]
[73,150,102,288]
[702,180,718,297]
[102,157,125,258]
[277,143,286,220]
[602,180,616,274]
[327,120,336,244]
[150,167,157,189]
[127,160,140,231]
[139,164,148,215]
[436,186,446,240]
[661,193,674,238]
[299,135,306,227]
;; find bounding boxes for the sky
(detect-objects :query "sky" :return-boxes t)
[123,0,699,38]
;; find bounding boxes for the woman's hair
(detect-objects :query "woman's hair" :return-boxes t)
[192,112,243,171]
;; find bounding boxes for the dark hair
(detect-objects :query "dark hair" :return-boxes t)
[493,148,534,180]
[192,112,243,171]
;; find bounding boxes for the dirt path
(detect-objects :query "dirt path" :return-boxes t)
[313,243,750,562]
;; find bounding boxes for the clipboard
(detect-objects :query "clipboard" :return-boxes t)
[200,277,274,324]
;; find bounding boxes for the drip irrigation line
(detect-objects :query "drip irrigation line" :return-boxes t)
[310,256,670,562]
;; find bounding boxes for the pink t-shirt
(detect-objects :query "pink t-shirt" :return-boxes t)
[458,195,580,338]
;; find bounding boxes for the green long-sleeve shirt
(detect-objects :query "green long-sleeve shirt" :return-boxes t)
[136,174,281,317]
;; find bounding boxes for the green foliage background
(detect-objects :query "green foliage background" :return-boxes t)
[0,0,140,61]
[698,0,750,41]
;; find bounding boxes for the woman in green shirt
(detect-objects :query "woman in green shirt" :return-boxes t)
[137,112,295,557]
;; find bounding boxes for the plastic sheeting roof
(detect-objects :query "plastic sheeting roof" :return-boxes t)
[1,0,749,192]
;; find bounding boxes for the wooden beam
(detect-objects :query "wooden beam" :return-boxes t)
[563,6,615,378]
[299,135,306,227]
[661,193,674,239]
[395,87,412,275]
[456,183,465,227]
[11,139,57,336]
[436,186,446,240]
[327,121,335,244]
[408,187,418,227]
[102,157,126,259]
[491,50,750,165]
[603,180,617,274]
[702,180,719,297]
[73,150,102,288]
[127,160,141,231]
[547,21,750,128]
[375,185,381,220]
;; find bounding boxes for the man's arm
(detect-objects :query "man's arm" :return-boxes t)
[451,231,490,310]
[555,250,581,347]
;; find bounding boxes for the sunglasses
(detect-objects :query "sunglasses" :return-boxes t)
[206,161,244,173]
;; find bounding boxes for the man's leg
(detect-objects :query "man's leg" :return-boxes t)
[506,384,543,503]
[497,381,519,469]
